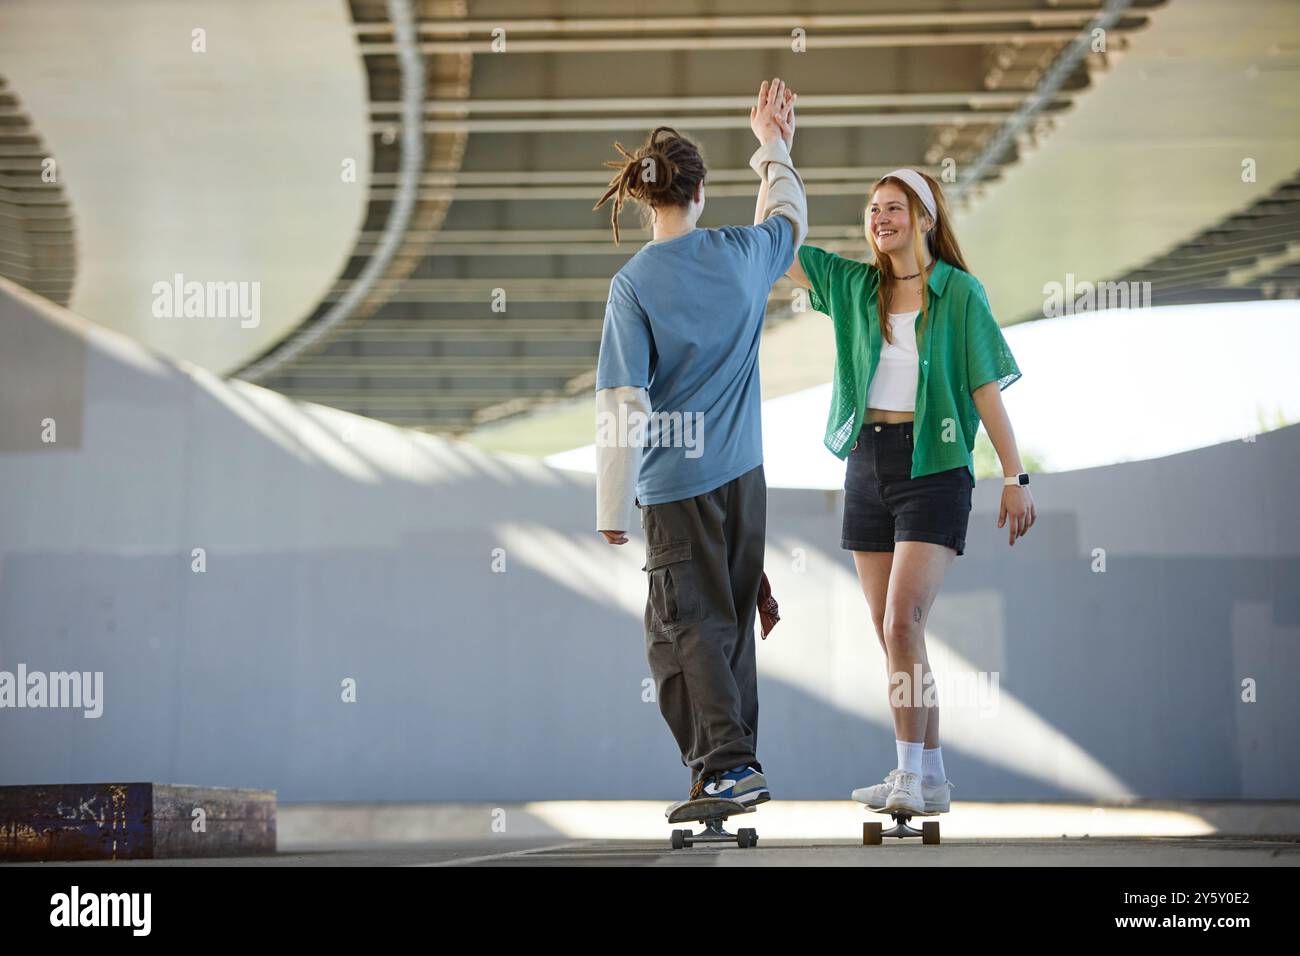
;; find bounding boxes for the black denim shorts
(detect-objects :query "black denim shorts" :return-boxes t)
[841,420,973,556]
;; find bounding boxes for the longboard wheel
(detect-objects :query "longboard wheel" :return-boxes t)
[671,829,686,850]
[922,821,940,845]
[863,821,883,845]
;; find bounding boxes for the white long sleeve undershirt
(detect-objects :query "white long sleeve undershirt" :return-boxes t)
[595,384,651,533]
[749,137,808,248]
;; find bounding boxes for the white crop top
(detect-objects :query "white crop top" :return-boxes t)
[865,310,920,412]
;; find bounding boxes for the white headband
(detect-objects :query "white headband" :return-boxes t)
[882,168,937,223]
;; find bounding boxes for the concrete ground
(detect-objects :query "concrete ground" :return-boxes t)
[5,801,1299,867]
[8,835,1299,867]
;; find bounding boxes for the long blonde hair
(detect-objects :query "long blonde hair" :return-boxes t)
[866,171,971,345]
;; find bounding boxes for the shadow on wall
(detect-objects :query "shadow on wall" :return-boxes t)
[1,278,1297,801]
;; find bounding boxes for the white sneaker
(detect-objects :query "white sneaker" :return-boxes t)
[851,769,904,808]
[924,779,955,813]
[853,772,955,813]
[885,770,926,813]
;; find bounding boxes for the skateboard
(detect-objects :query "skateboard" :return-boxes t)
[863,804,941,845]
[665,797,758,849]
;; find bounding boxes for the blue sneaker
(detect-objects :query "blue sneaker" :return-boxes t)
[690,763,770,806]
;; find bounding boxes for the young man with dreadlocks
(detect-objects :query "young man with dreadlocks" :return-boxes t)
[593,79,805,805]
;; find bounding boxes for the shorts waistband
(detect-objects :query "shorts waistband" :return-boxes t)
[852,419,913,452]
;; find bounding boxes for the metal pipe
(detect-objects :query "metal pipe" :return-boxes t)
[953,0,1138,202]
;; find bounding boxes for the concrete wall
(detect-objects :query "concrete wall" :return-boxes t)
[2,278,1296,801]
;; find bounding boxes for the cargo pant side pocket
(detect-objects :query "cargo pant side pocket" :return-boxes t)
[642,539,700,632]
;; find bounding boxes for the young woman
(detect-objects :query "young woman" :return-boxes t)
[782,161,1036,816]
[592,81,806,805]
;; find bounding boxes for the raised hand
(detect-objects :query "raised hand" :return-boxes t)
[777,85,796,151]
[750,78,796,148]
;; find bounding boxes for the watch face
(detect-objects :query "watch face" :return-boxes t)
[1019,474,1029,485]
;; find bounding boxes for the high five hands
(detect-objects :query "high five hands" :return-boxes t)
[750,78,796,150]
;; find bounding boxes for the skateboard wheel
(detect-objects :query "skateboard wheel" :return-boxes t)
[863,821,883,845]
[738,827,757,848]
[922,821,940,845]
[671,829,685,850]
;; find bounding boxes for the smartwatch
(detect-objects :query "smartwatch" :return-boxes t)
[1003,473,1030,487]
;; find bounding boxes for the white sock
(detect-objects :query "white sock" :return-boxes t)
[896,739,923,778]
[922,746,946,786]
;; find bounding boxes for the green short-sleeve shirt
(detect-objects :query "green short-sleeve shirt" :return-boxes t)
[797,244,1022,485]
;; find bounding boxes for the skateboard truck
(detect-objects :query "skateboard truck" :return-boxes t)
[863,808,941,845]
[666,797,759,849]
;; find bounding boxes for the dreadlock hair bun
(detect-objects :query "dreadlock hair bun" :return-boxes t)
[594,126,706,244]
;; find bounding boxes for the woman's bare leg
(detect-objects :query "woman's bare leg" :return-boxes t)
[850,550,893,656]
[882,541,956,749]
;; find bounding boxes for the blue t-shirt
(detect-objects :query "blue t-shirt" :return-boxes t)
[594,216,795,505]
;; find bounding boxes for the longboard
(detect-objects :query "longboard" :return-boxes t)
[665,797,758,849]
